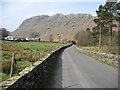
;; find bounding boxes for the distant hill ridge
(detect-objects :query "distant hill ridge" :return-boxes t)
[12,13,96,41]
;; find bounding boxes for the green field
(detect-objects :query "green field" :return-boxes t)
[1,41,68,81]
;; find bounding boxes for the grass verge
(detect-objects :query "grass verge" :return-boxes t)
[76,47,119,69]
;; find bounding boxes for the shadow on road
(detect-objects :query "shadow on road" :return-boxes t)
[47,54,63,88]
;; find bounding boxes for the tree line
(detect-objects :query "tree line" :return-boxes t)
[0,28,10,39]
[0,29,54,42]
[75,0,120,48]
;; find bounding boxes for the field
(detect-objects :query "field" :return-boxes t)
[1,41,68,81]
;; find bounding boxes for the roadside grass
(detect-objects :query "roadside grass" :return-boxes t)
[1,41,67,82]
[77,46,119,69]
[2,74,10,81]
[80,46,119,55]
[17,60,32,72]
[83,52,119,68]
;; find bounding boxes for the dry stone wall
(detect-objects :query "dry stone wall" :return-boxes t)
[1,44,72,89]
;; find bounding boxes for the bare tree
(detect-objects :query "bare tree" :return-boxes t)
[74,31,92,46]
[0,28,9,39]
[48,34,54,42]
[30,32,39,38]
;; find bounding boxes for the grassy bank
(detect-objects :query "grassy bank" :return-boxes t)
[1,41,67,82]
[79,46,119,55]
[77,46,119,68]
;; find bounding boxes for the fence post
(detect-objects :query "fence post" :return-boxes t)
[10,53,15,77]
[43,52,45,57]
[35,50,37,61]
[30,51,34,66]
[38,53,41,61]
[14,53,18,75]
[30,53,32,60]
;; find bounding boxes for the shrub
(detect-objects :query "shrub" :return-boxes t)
[26,54,34,62]
[2,59,17,74]
[74,31,92,46]
[15,53,22,61]
[2,53,11,59]
[106,46,118,55]
[23,47,30,50]
[2,60,11,74]
[72,40,76,45]
[2,43,15,51]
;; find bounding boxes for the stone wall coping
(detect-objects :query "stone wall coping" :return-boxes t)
[0,46,64,88]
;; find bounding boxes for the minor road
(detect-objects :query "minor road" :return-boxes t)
[48,45,118,88]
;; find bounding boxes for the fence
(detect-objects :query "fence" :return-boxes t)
[1,44,72,89]
[9,50,50,77]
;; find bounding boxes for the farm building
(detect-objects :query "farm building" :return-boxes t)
[4,36,20,41]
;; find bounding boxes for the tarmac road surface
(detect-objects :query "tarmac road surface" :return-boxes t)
[48,45,118,88]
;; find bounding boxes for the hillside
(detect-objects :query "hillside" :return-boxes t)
[12,13,96,41]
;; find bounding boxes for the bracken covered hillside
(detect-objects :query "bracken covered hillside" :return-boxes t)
[12,13,96,41]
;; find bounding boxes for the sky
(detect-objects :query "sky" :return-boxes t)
[0,1,106,32]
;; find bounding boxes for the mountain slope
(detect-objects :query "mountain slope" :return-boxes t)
[12,13,96,41]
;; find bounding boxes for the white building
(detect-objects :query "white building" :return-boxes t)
[25,38,30,41]
[5,36,15,40]
[4,36,20,41]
